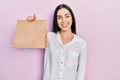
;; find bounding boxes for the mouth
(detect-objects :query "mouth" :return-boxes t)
[61,23,68,28]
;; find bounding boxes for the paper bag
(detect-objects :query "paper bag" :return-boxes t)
[13,20,47,48]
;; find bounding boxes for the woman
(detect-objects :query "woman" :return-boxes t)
[27,4,87,80]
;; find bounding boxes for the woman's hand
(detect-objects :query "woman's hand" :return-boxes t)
[26,14,37,22]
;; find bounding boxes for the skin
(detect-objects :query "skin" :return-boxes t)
[57,8,74,45]
[27,8,74,45]
[26,14,36,22]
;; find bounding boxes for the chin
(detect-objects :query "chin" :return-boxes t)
[61,28,71,32]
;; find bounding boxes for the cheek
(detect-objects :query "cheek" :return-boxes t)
[69,18,72,23]
[57,20,61,26]
[69,20,73,26]
[67,19,72,25]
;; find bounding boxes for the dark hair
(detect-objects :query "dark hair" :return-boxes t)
[52,4,76,34]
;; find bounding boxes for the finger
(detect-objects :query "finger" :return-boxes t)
[33,14,37,20]
[26,16,34,22]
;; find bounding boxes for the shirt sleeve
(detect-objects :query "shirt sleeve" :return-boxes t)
[43,46,50,80]
[77,42,87,80]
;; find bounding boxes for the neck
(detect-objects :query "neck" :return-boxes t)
[60,30,74,38]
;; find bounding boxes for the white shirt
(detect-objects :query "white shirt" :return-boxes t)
[43,32,87,80]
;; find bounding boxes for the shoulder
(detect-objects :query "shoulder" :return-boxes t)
[47,31,56,36]
[74,34,87,46]
[47,31,57,40]
[47,31,56,37]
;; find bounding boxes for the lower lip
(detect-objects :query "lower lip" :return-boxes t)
[61,24,68,28]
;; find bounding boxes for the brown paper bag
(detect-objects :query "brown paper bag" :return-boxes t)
[13,20,47,48]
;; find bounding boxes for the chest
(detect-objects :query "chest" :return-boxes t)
[61,37,73,45]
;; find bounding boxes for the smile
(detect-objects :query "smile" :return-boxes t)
[61,22,69,28]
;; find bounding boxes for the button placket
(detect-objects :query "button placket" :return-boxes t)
[58,50,65,80]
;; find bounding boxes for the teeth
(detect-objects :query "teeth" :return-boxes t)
[63,24,67,26]
[62,23,67,27]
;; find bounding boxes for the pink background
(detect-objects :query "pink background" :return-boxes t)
[0,0,120,80]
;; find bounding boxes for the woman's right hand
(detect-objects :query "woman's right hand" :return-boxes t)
[26,14,37,22]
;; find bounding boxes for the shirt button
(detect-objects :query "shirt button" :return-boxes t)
[59,77,62,80]
[60,69,63,71]
[61,62,63,64]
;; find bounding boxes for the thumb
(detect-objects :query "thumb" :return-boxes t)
[33,14,37,20]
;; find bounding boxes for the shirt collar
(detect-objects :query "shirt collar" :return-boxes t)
[56,31,77,47]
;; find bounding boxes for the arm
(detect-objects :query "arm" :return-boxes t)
[77,42,87,80]
[43,46,50,80]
